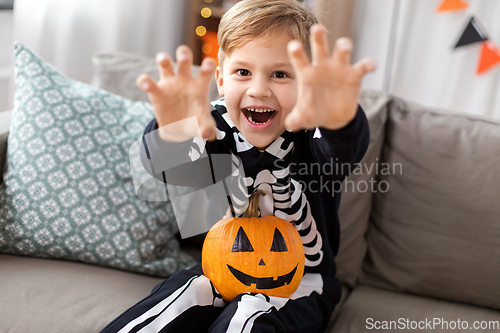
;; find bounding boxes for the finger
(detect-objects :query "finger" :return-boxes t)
[197,57,216,89]
[353,57,377,77]
[284,108,314,132]
[176,45,193,78]
[136,74,160,94]
[332,37,353,65]
[284,111,301,131]
[287,40,310,72]
[310,24,329,64]
[156,52,175,79]
[198,107,217,140]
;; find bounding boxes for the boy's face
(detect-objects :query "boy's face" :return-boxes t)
[216,33,297,149]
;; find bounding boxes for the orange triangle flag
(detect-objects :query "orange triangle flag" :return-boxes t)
[477,41,500,75]
[437,0,468,12]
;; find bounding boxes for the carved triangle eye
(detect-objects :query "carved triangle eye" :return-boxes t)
[232,227,254,252]
[270,228,288,252]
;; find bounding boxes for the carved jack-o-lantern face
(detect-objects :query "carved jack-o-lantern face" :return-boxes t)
[227,225,298,290]
[202,191,305,302]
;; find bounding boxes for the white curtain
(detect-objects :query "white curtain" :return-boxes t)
[352,0,500,119]
[13,0,188,83]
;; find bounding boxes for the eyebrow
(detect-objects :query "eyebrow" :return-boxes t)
[231,60,292,69]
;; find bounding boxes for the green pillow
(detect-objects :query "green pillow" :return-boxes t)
[0,43,196,277]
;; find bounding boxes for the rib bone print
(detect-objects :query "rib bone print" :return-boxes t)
[243,167,323,267]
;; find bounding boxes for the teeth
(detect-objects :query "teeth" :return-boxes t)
[246,108,274,113]
[244,108,276,125]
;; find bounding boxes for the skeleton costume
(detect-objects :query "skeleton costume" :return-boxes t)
[100,100,369,333]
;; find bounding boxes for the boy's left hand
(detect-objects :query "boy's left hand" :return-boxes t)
[285,24,375,131]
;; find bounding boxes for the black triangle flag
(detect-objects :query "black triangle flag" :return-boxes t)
[455,17,488,48]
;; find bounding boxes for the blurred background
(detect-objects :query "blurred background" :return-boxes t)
[0,0,499,118]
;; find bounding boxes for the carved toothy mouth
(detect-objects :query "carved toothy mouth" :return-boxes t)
[227,264,297,289]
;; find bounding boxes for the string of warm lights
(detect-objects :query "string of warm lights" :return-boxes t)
[195,0,227,61]
[196,0,214,38]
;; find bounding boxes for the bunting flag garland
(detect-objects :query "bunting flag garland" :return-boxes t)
[477,42,500,75]
[437,0,500,75]
[437,0,468,12]
[454,17,488,48]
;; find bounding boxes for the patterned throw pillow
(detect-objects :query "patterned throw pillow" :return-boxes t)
[0,43,196,277]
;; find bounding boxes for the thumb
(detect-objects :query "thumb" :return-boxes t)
[284,108,305,132]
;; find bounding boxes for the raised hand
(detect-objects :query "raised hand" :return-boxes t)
[285,24,375,132]
[136,46,217,141]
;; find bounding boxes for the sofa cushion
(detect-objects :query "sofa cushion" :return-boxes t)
[331,285,500,332]
[0,43,196,276]
[0,252,345,333]
[334,90,389,288]
[0,254,164,333]
[91,51,221,103]
[360,95,500,309]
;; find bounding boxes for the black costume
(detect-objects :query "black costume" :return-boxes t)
[100,100,369,333]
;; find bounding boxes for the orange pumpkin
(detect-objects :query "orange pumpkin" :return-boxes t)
[202,190,305,302]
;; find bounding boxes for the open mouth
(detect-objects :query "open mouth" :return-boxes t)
[243,108,277,125]
[227,264,297,289]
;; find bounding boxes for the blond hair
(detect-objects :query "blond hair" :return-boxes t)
[217,0,319,66]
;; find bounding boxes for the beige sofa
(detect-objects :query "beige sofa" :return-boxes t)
[1,52,500,332]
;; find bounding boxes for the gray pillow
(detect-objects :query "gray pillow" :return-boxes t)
[0,43,196,277]
[360,95,500,310]
[335,90,389,288]
[91,51,221,103]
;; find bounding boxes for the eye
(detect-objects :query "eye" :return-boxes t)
[236,69,250,77]
[272,71,288,79]
[232,227,254,252]
[270,228,288,252]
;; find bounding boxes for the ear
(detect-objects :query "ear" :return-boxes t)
[216,66,224,97]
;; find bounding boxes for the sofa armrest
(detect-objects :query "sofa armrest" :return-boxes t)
[0,109,12,182]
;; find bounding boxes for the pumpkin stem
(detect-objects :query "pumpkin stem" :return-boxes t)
[242,190,266,218]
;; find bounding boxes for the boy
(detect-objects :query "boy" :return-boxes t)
[100,0,374,332]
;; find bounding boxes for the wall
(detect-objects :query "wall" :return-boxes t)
[313,0,356,53]
[0,10,14,111]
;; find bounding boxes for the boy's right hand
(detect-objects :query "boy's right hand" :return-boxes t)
[136,46,217,141]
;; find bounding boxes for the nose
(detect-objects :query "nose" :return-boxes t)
[247,75,272,99]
